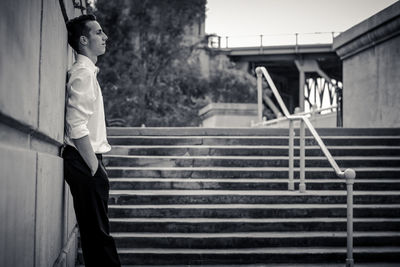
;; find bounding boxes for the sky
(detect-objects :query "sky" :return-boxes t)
[205,0,398,47]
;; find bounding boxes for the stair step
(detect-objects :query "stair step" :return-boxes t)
[109,217,400,233]
[107,127,290,136]
[109,178,400,191]
[109,190,400,205]
[108,136,400,146]
[78,264,400,267]
[109,145,400,156]
[111,232,400,249]
[106,166,400,179]
[78,246,400,265]
[103,155,400,168]
[108,204,400,218]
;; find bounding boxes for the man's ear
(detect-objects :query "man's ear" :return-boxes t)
[79,36,88,46]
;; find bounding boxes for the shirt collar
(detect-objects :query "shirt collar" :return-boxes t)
[76,54,99,74]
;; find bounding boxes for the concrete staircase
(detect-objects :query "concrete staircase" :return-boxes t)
[79,127,400,266]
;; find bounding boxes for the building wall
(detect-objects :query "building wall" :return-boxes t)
[0,0,85,266]
[333,1,400,127]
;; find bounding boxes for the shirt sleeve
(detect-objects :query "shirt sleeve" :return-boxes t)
[65,68,96,139]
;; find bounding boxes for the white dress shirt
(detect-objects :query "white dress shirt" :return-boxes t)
[65,54,111,154]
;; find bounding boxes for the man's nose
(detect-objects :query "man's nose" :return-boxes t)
[103,33,108,41]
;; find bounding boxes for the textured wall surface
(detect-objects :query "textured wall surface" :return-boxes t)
[0,0,41,128]
[342,37,400,127]
[0,0,85,266]
[333,1,400,127]
[199,103,259,127]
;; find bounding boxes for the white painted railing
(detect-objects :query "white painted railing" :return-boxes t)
[255,66,356,267]
[252,105,337,127]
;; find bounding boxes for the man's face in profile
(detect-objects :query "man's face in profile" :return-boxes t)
[85,20,108,56]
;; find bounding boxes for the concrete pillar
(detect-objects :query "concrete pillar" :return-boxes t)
[299,70,305,111]
[333,1,400,127]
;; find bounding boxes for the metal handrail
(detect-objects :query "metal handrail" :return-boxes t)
[294,105,338,117]
[255,66,356,267]
[253,105,338,127]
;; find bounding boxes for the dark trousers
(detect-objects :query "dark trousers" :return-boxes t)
[63,145,121,267]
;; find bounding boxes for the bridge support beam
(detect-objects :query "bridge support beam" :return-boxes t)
[295,59,340,113]
[299,69,305,111]
[295,60,322,111]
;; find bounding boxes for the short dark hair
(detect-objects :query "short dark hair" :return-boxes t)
[66,14,97,52]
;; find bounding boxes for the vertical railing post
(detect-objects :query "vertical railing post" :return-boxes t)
[225,36,229,48]
[345,169,356,267]
[299,119,306,193]
[256,68,263,123]
[288,120,295,190]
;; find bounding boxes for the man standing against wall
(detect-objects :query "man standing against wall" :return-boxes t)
[62,14,121,267]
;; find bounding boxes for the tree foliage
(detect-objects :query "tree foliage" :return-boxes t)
[90,0,256,126]
[207,56,257,103]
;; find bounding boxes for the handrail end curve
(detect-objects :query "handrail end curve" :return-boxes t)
[339,168,356,184]
[255,67,263,76]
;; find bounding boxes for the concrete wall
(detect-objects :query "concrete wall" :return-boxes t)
[0,0,85,266]
[333,1,400,127]
[199,103,258,127]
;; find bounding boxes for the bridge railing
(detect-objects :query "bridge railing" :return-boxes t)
[255,66,356,267]
[208,32,341,49]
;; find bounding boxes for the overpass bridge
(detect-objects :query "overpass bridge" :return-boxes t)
[208,34,343,124]
[221,43,340,79]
